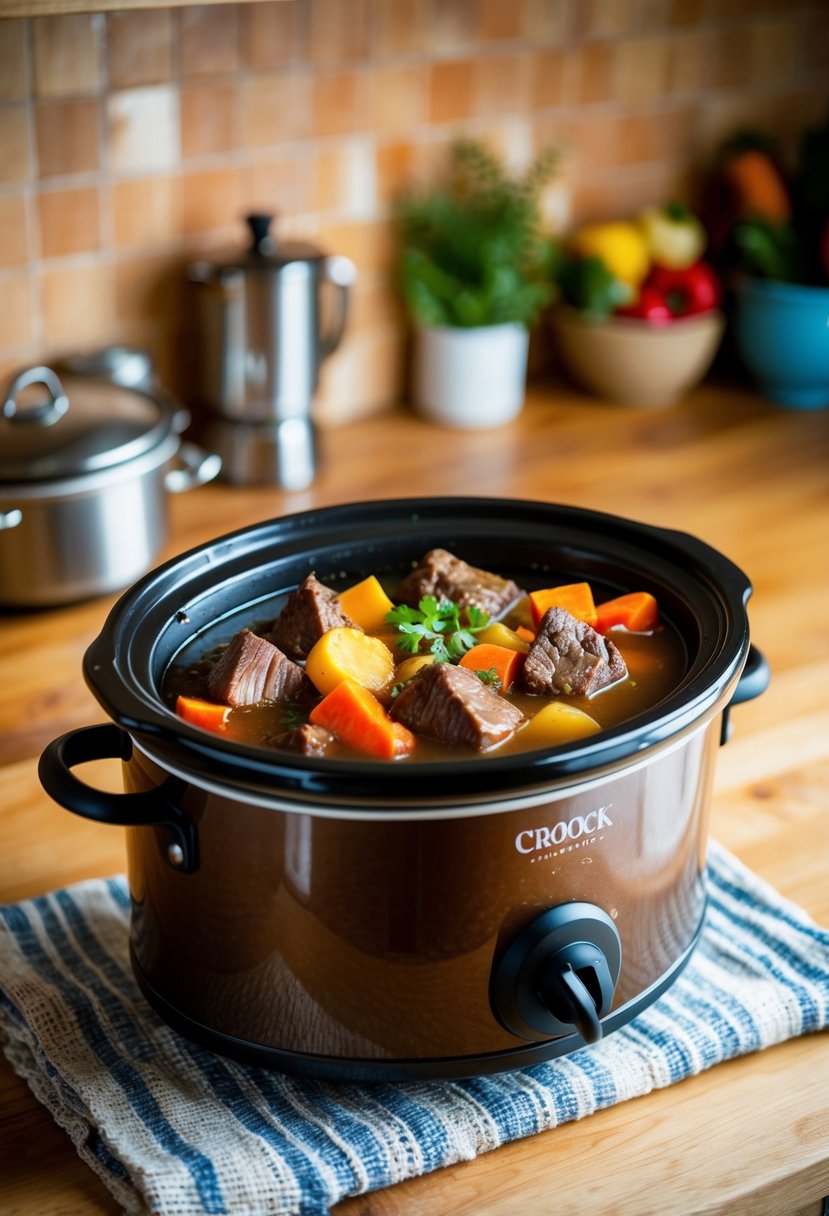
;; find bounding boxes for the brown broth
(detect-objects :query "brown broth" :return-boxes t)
[164,588,686,763]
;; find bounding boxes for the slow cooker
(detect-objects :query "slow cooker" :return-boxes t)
[38,499,769,1080]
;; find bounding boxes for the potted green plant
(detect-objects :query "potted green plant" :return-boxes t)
[395,138,558,428]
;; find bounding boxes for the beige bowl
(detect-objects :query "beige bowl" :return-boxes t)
[551,306,725,407]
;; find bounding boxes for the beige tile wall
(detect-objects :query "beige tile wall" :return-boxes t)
[1,0,827,423]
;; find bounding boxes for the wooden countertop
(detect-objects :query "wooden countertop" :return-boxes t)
[1,378,828,1215]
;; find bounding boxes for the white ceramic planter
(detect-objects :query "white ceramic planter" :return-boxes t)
[412,323,530,429]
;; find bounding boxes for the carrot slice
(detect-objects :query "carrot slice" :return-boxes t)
[175,695,231,733]
[529,582,597,628]
[515,625,536,644]
[458,643,523,692]
[309,678,416,760]
[595,591,659,634]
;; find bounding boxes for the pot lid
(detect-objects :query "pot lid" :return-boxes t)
[1,365,175,484]
[190,214,327,279]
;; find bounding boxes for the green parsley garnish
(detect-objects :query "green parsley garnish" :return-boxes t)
[386,595,490,663]
[475,668,501,689]
[279,706,308,729]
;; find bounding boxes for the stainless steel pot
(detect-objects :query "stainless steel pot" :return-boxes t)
[38,499,770,1079]
[0,364,221,607]
[188,215,356,489]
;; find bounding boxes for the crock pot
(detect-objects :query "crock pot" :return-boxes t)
[38,498,769,1080]
[0,364,221,607]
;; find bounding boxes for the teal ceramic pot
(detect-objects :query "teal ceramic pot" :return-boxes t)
[733,278,829,410]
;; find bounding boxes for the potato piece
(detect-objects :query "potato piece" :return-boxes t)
[394,654,436,684]
[306,627,395,697]
[519,701,600,748]
[337,575,396,634]
[476,622,530,653]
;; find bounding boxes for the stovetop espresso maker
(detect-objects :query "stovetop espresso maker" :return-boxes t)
[188,215,356,489]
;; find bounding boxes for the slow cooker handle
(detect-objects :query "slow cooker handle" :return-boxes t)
[38,724,198,873]
[721,644,770,745]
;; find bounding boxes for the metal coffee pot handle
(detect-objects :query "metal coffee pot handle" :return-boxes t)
[319,255,357,360]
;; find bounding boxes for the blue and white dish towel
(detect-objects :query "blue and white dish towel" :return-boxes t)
[1,839,827,1216]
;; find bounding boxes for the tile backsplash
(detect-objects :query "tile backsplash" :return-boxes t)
[1,0,827,423]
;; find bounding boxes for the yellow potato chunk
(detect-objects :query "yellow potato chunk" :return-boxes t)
[306,627,395,697]
[394,654,436,684]
[476,622,530,653]
[337,575,396,634]
[519,701,601,748]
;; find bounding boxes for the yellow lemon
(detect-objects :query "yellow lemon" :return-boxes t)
[569,222,651,288]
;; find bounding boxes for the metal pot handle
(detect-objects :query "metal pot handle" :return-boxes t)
[319,255,357,360]
[720,644,770,745]
[164,441,222,494]
[3,365,69,426]
[38,724,198,871]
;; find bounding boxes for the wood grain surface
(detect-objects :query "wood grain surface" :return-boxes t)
[1,377,828,1216]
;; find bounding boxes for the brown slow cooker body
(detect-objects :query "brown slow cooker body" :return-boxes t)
[39,498,766,1080]
[122,725,715,1071]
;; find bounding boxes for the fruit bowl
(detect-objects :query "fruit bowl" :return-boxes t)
[550,306,725,408]
[732,278,829,410]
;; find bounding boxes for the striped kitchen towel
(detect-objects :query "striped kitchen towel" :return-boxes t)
[1,839,827,1216]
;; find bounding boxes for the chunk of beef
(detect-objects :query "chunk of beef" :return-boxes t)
[207,629,314,707]
[521,606,627,697]
[395,549,522,619]
[390,661,523,751]
[276,723,334,758]
[267,573,358,660]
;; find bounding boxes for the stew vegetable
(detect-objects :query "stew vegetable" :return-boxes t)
[164,549,685,762]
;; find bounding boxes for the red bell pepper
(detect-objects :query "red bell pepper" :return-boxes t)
[646,261,721,316]
[616,286,674,324]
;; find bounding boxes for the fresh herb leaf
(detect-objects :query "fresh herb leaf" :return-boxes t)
[386,596,490,662]
[466,604,488,629]
[475,668,501,688]
[279,706,308,729]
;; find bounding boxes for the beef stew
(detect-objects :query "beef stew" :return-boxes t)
[164,550,686,762]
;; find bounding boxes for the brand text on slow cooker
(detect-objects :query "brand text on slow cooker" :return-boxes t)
[514,806,613,854]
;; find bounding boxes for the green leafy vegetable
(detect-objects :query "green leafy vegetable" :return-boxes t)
[732,217,804,282]
[386,596,490,663]
[551,250,631,321]
[279,706,308,729]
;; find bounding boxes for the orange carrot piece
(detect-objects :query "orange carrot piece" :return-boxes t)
[175,695,231,733]
[529,582,597,628]
[309,678,415,760]
[723,149,791,224]
[515,625,536,644]
[459,643,523,691]
[595,591,659,634]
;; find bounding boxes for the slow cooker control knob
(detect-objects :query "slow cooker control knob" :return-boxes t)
[535,941,616,1044]
[490,902,622,1044]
